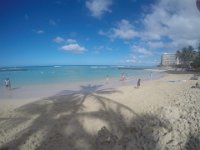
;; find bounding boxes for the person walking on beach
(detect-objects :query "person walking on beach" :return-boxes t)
[5,78,11,90]
[136,78,141,88]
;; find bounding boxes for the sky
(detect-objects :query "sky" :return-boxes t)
[1,0,200,67]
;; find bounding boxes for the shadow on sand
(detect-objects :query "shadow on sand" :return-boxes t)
[185,132,200,150]
[0,84,172,150]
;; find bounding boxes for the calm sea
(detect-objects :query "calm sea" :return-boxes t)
[0,65,161,88]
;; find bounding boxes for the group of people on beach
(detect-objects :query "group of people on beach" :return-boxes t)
[106,74,141,88]
[120,73,141,88]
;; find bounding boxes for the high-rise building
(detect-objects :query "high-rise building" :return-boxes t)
[161,53,178,66]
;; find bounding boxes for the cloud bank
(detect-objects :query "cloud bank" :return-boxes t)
[100,0,200,52]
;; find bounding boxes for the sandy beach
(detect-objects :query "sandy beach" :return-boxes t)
[0,72,200,150]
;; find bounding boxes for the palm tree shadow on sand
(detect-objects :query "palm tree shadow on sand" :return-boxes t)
[185,132,200,150]
[0,84,172,150]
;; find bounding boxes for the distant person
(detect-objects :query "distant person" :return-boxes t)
[120,73,127,81]
[150,72,152,80]
[136,78,141,88]
[106,75,109,84]
[5,78,11,90]
[195,82,200,88]
[196,82,200,88]
[191,82,200,89]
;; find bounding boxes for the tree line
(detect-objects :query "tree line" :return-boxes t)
[176,43,200,69]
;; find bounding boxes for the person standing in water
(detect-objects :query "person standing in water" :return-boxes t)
[5,78,11,90]
[106,75,110,84]
[150,72,152,80]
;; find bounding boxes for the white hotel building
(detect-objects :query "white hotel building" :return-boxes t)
[161,53,179,66]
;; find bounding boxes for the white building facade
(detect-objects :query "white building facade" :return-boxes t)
[161,53,178,66]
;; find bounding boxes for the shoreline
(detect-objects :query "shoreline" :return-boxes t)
[0,71,164,100]
[0,65,156,88]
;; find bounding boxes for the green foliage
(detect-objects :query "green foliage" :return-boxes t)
[181,46,194,62]
[191,55,200,68]
[176,45,200,69]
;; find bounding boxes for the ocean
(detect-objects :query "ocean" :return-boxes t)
[0,65,162,88]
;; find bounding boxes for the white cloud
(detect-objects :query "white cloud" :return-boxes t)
[61,43,86,53]
[99,0,200,51]
[141,0,200,49]
[125,59,137,63]
[36,30,45,34]
[32,29,45,34]
[86,0,112,18]
[147,41,165,49]
[93,45,113,53]
[66,39,77,44]
[53,37,86,54]
[93,45,104,53]
[131,45,152,55]
[123,54,159,65]
[53,36,65,43]
[99,19,138,40]
[170,39,198,50]
[98,30,107,36]
[125,55,137,63]
[53,37,77,44]
[112,20,138,40]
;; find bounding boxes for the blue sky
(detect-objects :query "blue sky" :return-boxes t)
[1,0,200,66]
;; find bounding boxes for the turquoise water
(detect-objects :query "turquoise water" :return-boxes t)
[0,65,159,87]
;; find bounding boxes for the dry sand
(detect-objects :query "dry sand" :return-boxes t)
[0,72,200,150]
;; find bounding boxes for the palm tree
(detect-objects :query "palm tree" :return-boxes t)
[198,42,200,56]
[178,46,195,68]
[191,43,200,68]
[177,45,200,69]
